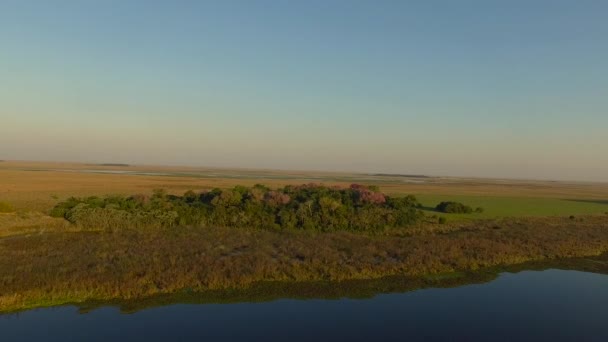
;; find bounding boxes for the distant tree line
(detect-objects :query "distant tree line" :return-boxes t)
[50,184,425,232]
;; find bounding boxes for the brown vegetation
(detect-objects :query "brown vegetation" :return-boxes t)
[1,215,608,312]
[0,212,73,238]
[2,160,608,212]
[78,252,608,314]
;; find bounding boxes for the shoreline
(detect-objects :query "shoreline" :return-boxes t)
[1,215,608,314]
[3,252,608,315]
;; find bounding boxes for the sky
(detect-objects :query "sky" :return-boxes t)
[1,0,607,181]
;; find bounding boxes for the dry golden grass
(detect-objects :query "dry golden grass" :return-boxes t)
[0,212,81,239]
[2,160,607,213]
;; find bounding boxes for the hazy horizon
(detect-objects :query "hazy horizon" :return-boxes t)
[2,1,607,182]
[4,158,608,184]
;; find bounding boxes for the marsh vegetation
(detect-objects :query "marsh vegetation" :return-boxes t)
[1,209,608,313]
[52,252,608,315]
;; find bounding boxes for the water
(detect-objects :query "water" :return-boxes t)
[2,269,608,341]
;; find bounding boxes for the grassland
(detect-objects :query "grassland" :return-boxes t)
[1,160,608,313]
[416,194,608,220]
[2,161,607,218]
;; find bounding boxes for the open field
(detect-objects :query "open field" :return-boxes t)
[416,194,608,220]
[1,161,607,219]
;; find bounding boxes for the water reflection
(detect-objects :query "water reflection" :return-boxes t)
[2,269,608,341]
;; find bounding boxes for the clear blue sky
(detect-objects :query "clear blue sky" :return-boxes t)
[1,1,607,181]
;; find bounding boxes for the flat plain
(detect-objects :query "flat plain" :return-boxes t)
[1,160,607,219]
[2,160,608,313]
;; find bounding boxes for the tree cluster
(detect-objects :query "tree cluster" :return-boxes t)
[50,184,424,232]
[435,201,476,214]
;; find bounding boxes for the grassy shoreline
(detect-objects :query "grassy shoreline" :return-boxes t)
[4,252,608,315]
[71,252,608,314]
[1,214,608,314]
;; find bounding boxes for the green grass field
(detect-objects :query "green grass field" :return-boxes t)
[416,194,608,221]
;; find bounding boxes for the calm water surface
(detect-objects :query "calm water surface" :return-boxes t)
[2,269,608,341]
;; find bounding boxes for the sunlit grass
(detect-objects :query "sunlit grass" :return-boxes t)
[2,161,608,214]
[1,215,608,313]
[416,194,608,221]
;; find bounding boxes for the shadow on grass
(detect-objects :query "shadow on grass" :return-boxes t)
[418,206,440,213]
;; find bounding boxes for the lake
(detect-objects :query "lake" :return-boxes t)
[2,269,608,341]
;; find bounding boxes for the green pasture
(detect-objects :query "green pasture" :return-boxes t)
[415,194,608,220]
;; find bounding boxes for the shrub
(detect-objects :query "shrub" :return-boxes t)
[435,201,473,214]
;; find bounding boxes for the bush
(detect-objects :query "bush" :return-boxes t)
[50,184,425,232]
[435,201,473,214]
[0,201,15,213]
